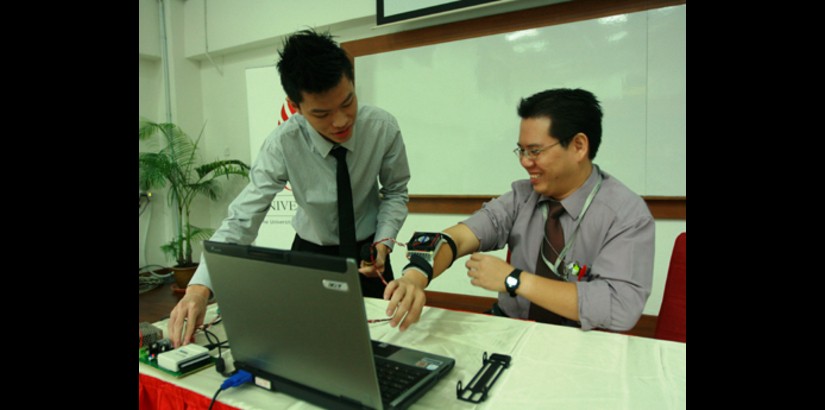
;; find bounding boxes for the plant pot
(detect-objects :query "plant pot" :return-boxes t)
[171,265,198,289]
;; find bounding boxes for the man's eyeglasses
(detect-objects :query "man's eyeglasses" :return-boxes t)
[513,142,561,160]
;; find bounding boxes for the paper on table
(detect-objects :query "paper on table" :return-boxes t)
[484,324,686,410]
[364,299,536,409]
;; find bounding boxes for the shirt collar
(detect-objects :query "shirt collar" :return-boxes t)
[538,164,602,220]
[304,117,357,158]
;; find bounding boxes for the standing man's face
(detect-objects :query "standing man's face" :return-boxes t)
[290,76,358,144]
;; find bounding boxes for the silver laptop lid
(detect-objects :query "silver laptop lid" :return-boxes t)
[204,241,384,409]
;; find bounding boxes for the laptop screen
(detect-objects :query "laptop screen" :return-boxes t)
[204,241,385,408]
[204,241,455,410]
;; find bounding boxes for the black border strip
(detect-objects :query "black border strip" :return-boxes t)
[376,0,501,26]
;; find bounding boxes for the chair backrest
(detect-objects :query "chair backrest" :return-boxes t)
[654,232,686,343]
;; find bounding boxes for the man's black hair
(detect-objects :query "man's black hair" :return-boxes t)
[517,88,603,159]
[276,29,354,106]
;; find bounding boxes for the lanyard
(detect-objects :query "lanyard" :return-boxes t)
[540,168,603,279]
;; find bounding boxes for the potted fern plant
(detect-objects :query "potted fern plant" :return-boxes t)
[139,118,250,288]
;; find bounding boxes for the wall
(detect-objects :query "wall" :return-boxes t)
[139,0,161,59]
[181,0,567,58]
[139,0,213,268]
[646,5,687,194]
[139,0,165,268]
[182,0,372,57]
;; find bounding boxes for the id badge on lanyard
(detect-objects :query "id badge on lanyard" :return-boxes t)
[540,168,603,280]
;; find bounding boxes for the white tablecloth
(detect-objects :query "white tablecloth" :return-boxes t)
[139,298,686,409]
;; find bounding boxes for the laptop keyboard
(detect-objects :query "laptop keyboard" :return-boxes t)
[374,357,430,404]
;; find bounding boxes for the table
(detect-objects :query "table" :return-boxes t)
[139,299,686,409]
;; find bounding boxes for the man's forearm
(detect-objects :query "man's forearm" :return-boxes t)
[429,224,479,282]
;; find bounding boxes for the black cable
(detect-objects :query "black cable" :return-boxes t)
[202,328,229,353]
[202,327,231,376]
[208,387,222,410]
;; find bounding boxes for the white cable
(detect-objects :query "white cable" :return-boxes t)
[141,195,152,269]
[158,0,173,123]
[204,0,224,76]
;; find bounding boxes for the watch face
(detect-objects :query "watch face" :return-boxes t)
[506,276,518,288]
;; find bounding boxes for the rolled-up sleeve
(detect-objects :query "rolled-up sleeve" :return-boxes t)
[577,214,655,331]
[461,188,519,251]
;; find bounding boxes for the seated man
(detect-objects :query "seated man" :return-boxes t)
[384,88,654,332]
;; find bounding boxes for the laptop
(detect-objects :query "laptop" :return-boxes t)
[203,241,455,410]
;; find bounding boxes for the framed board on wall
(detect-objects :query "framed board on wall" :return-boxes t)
[377,0,504,25]
[357,5,686,197]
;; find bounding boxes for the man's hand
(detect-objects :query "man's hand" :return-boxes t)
[358,243,390,279]
[383,270,428,331]
[465,253,513,292]
[167,284,210,348]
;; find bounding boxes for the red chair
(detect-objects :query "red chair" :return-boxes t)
[654,232,686,343]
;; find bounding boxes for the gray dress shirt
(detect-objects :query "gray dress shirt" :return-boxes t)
[189,105,411,292]
[461,166,654,331]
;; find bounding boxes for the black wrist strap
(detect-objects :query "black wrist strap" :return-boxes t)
[404,254,433,285]
[507,268,523,297]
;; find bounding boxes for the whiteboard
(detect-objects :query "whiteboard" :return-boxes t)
[355,5,686,196]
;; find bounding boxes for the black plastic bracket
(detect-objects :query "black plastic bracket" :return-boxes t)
[456,352,511,403]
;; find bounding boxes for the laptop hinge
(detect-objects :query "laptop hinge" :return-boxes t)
[339,395,374,409]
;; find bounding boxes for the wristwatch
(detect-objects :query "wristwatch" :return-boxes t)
[505,269,523,297]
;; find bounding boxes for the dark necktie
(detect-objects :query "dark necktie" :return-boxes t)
[330,146,357,259]
[528,200,568,324]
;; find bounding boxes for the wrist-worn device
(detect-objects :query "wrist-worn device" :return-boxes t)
[407,232,443,262]
[505,269,522,297]
[404,232,458,284]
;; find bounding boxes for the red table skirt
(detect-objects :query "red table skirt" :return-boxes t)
[139,373,240,410]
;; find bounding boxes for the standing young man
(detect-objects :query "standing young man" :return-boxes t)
[169,29,411,347]
[384,88,654,332]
